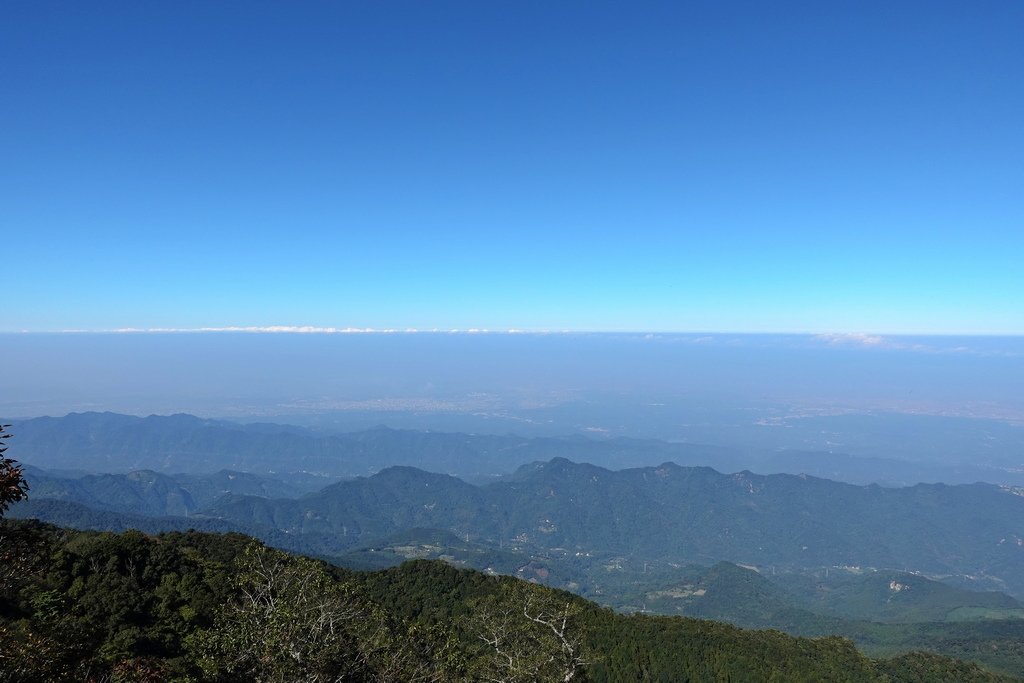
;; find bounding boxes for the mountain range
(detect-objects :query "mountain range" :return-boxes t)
[9,413,1024,675]
[192,457,1024,594]
[13,455,1024,598]
[11,411,1024,486]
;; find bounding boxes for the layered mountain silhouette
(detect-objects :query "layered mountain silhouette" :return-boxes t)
[14,410,1019,486]
[192,457,1024,595]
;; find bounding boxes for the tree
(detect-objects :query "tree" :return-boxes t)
[0,424,29,516]
[194,542,447,682]
[0,422,37,594]
[469,581,590,683]
[193,543,368,682]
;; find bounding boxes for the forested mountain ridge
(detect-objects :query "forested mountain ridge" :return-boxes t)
[0,521,1017,682]
[200,458,1024,595]
[10,418,1024,676]
[23,452,1024,594]
[613,560,1024,626]
[20,465,308,517]
[14,485,1024,675]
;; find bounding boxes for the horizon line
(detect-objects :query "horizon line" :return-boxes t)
[2,326,1023,338]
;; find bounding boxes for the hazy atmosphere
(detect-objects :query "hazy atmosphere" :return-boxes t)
[3,2,1023,681]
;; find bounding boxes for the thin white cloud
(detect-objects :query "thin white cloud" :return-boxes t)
[814,332,886,346]
[809,333,1018,356]
[89,326,403,334]
[40,329,1015,357]
[61,326,560,335]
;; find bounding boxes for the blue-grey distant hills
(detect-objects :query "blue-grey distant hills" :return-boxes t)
[14,457,1024,599]
[9,411,1024,678]
[7,411,739,477]
[19,464,307,516]
[195,458,1024,596]
[12,423,1024,598]
[9,411,1023,486]
[8,412,1024,594]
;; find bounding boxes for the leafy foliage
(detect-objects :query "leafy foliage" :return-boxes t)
[0,425,29,517]
[3,523,1016,682]
[468,582,589,682]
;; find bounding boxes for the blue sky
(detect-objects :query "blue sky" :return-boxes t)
[3,1,1022,333]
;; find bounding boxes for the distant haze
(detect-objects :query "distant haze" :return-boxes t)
[3,332,1021,428]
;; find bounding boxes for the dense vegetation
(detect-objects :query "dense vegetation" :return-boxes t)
[198,458,1024,596]
[598,561,1024,676]
[15,451,1024,597]
[10,417,1024,678]
[1,521,1018,682]
[0,425,29,516]
[20,465,311,516]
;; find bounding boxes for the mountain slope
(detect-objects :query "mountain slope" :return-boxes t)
[21,465,305,516]
[201,458,1024,595]
[2,522,1015,682]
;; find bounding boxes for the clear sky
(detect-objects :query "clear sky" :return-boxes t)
[3,1,1022,334]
